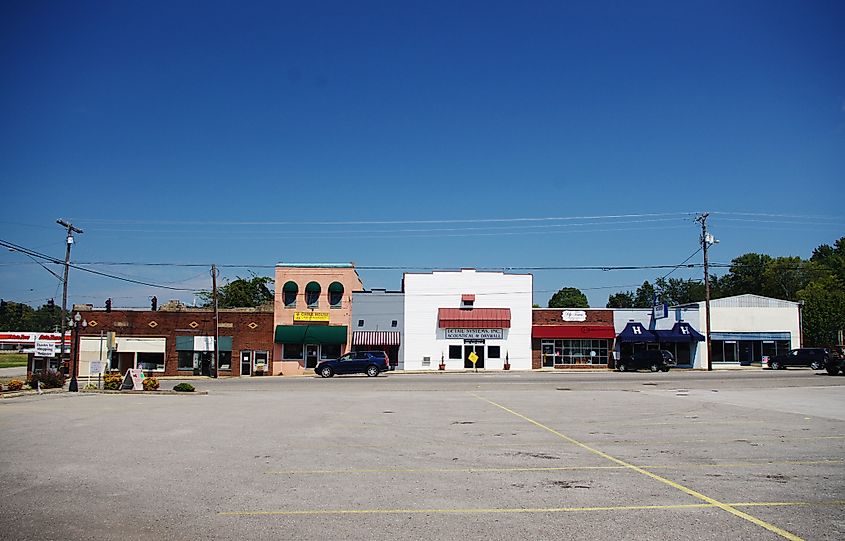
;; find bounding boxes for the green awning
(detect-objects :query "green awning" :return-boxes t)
[275,325,347,344]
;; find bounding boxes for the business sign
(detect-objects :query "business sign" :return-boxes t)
[561,311,587,322]
[89,361,104,375]
[445,328,503,340]
[34,340,56,358]
[294,312,330,322]
[121,369,145,391]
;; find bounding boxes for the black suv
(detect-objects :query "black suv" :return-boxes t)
[617,350,675,372]
[766,348,828,370]
[315,351,389,378]
[824,347,845,375]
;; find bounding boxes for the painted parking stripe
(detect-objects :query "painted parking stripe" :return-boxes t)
[266,459,843,476]
[219,500,845,517]
[472,394,807,541]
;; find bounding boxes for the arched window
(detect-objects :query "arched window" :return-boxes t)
[328,282,344,307]
[305,281,321,307]
[283,281,298,308]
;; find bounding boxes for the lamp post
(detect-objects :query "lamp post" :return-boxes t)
[68,312,87,392]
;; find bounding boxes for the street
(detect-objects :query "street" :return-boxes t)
[1,370,843,540]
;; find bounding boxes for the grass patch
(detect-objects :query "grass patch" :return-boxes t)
[0,354,28,369]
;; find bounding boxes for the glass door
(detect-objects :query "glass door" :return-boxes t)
[305,345,320,369]
[464,345,485,369]
[240,350,252,376]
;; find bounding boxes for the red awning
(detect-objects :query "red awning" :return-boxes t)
[461,294,476,302]
[352,331,401,346]
[438,308,511,329]
[532,326,616,339]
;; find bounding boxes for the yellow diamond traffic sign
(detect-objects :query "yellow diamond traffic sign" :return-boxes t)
[468,351,479,364]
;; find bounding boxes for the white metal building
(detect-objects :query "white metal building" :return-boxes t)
[686,294,802,367]
[402,269,533,370]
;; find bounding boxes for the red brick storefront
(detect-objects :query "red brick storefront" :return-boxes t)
[532,309,616,369]
[76,305,273,376]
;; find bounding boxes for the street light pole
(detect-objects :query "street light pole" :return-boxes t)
[57,220,83,368]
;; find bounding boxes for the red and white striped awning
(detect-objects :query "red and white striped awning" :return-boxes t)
[352,331,401,346]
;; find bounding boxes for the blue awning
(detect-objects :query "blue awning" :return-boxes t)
[655,322,705,343]
[710,332,790,341]
[617,322,658,342]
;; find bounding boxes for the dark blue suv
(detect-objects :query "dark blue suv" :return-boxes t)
[315,351,389,378]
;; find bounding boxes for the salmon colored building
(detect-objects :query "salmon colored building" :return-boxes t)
[273,263,363,376]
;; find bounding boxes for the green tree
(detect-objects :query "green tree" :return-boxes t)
[720,253,772,297]
[198,276,274,308]
[606,291,635,308]
[799,277,845,347]
[548,287,589,308]
[654,277,705,305]
[762,256,808,301]
[633,281,656,308]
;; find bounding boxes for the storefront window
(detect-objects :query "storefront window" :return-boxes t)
[283,343,304,360]
[321,344,341,359]
[178,351,195,370]
[218,351,232,370]
[449,345,462,359]
[137,352,165,372]
[488,346,501,359]
[541,339,609,365]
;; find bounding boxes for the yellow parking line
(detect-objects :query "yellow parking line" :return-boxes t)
[471,394,806,541]
[219,500,845,517]
[266,459,843,476]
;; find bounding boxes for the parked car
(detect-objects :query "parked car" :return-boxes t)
[766,348,829,370]
[617,350,675,372]
[315,351,389,378]
[824,347,844,376]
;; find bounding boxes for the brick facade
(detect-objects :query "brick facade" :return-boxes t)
[532,309,616,369]
[76,306,274,376]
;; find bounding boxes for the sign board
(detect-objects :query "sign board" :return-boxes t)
[561,310,587,322]
[445,328,503,340]
[34,340,56,358]
[652,303,668,320]
[89,361,104,375]
[468,351,479,365]
[121,369,145,391]
[294,312,330,322]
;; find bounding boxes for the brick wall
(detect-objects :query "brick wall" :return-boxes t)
[77,308,274,376]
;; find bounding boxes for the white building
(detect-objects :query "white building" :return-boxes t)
[685,294,802,367]
[402,269,533,370]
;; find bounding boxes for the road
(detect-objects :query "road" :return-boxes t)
[1,370,843,540]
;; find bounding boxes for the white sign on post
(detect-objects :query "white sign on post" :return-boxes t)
[34,340,56,358]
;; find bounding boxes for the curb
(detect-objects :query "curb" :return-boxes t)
[0,388,65,399]
[81,389,209,395]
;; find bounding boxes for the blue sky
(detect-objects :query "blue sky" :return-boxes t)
[1,0,843,310]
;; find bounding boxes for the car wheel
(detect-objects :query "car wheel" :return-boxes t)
[770,361,782,370]
[617,363,627,372]
[810,361,822,370]
[661,367,670,372]
[366,365,380,377]
[826,366,839,376]
[320,367,334,378]
[649,363,660,373]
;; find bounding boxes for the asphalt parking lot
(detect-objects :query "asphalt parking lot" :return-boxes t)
[1,370,843,540]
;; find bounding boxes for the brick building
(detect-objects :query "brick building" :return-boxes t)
[532,309,616,369]
[74,303,273,377]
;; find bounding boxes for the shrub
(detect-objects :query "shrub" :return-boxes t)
[84,383,97,390]
[142,377,160,391]
[173,382,195,392]
[103,372,122,390]
[28,370,65,389]
[7,379,24,392]
[0,383,4,392]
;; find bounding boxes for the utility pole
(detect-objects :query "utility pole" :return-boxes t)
[211,264,219,379]
[57,219,83,368]
[696,213,713,371]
